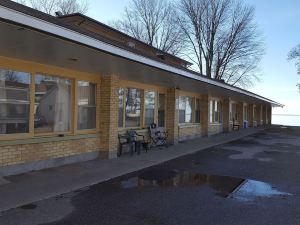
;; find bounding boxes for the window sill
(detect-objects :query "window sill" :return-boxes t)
[0,133,100,147]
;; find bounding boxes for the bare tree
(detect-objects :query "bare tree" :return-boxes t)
[56,0,88,15]
[29,0,58,14]
[177,0,264,88]
[113,0,186,56]
[288,44,300,91]
[13,0,89,15]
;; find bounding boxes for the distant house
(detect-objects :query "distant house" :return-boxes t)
[0,0,283,176]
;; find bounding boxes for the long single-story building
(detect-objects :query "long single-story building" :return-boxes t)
[0,1,283,176]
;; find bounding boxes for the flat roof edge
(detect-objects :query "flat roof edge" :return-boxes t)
[0,4,283,107]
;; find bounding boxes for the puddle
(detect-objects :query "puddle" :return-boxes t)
[116,169,291,201]
[232,180,291,201]
[20,204,37,210]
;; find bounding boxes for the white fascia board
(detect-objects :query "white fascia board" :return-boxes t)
[0,5,283,107]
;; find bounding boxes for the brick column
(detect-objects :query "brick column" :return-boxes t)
[99,75,119,159]
[237,102,244,129]
[222,98,230,132]
[248,104,254,128]
[166,88,179,144]
[201,95,209,136]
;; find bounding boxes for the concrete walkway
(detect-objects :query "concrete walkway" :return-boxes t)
[0,128,263,212]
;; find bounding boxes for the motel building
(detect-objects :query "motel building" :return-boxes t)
[0,1,283,176]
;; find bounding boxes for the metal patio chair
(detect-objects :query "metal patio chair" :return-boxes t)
[149,123,168,148]
[118,129,149,156]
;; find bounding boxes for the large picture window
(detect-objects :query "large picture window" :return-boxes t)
[144,91,155,127]
[35,74,71,133]
[77,81,96,130]
[118,88,141,128]
[0,69,30,134]
[179,96,192,123]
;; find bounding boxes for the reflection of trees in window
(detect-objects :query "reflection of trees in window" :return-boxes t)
[0,69,30,134]
[125,88,141,127]
[144,91,155,126]
[118,88,141,128]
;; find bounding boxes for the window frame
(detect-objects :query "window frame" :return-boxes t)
[118,87,142,129]
[0,58,100,141]
[33,73,73,136]
[76,80,98,132]
[210,99,222,124]
[0,67,32,138]
[144,90,157,127]
[244,105,249,122]
[178,96,193,124]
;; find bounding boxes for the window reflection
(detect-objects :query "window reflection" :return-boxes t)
[0,69,30,134]
[144,91,155,126]
[118,88,125,128]
[35,74,71,133]
[179,96,192,123]
[125,88,141,127]
[77,81,96,130]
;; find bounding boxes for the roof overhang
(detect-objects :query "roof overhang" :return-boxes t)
[0,4,283,107]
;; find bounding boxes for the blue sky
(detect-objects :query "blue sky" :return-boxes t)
[87,0,300,116]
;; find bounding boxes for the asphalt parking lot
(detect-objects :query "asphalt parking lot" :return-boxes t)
[1,126,300,225]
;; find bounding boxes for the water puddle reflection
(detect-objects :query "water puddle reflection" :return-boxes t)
[116,169,291,201]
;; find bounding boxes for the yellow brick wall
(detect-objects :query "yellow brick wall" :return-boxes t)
[208,124,223,135]
[99,75,119,157]
[0,138,100,167]
[166,88,179,144]
[178,125,202,141]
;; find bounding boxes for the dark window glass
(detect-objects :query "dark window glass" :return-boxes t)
[195,99,201,123]
[158,93,165,127]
